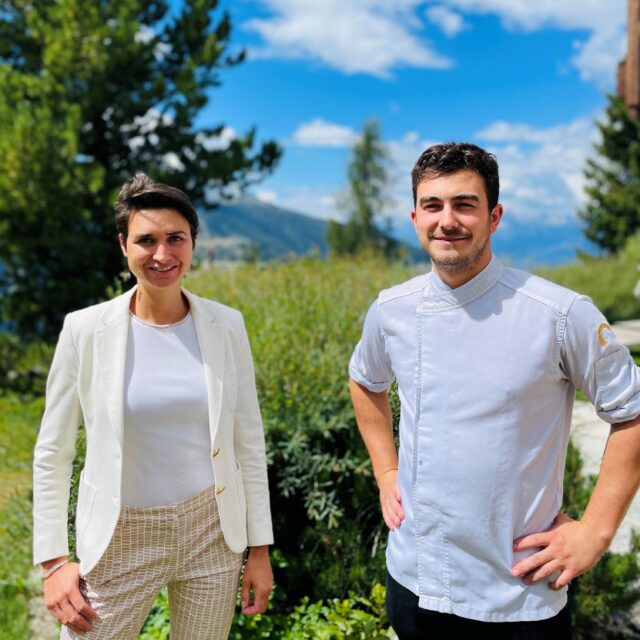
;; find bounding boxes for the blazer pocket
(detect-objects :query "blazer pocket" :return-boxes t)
[75,472,98,556]
[234,464,247,530]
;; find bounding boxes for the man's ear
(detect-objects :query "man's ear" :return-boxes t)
[490,204,504,234]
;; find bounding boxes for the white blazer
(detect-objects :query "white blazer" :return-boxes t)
[33,287,273,575]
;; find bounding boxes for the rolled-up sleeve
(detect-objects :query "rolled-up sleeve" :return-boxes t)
[349,299,394,393]
[561,295,640,424]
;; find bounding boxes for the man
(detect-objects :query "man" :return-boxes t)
[349,142,640,638]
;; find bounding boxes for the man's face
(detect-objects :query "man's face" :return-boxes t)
[412,169,503,288]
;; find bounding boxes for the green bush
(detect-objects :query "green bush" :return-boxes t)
[188,256,413,603]
[2,255,640,638]
[564,440,640,638]
[0,333,53,399]
[139,583,393,639]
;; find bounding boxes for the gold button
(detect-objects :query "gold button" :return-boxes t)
[212,448,220,458]
[216,486,225,495]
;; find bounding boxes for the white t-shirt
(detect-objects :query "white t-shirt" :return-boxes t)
[349,256,640,622]
[121,312,215,507]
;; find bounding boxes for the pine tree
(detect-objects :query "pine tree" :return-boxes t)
[0,0,281,337]
[327,119,396,256]
[579,95,640,253]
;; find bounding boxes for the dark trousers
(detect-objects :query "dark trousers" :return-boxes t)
[386,571,572,639]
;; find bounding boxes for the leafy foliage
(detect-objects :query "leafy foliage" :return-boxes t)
[0,0,281,338]
[189,256,411,602]
[0,334,53,399]
[563,440,640,638]
[139,583,393,639]
[327,120,397,256]
[3,257,640,638]
[579,95,640,253]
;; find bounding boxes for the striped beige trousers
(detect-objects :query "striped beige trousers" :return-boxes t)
[61,486,243,640]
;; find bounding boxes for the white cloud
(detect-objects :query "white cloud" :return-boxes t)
[426,5,467,37]
[255,189,278,204]
[475,115,598,223]
[247,1,625,88]
[196,127,237,151]
[263,185,340,221]
[291,118,358,147]
[244,0,453,78]
[441,0,626,89]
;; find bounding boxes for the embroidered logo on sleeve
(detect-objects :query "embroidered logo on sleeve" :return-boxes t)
[597,322,612,346]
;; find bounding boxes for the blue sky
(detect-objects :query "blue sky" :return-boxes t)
[193,0,627,250]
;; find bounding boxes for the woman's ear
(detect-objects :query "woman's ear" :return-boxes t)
[119,233,127,257]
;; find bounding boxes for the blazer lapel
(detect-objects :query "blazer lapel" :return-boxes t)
[95,287,136,444]
[185,290,227,443]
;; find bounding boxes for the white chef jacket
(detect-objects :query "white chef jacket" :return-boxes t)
[349,256,640,622]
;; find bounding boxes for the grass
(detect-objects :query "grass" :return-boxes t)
[0,396,43,640]
[536,234,640,322]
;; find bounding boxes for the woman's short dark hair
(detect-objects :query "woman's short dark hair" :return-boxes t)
[115,174,199,247]
[411,142,500,211]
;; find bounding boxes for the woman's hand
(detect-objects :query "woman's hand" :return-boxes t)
[241,546,273,615]
[43,558,97,634]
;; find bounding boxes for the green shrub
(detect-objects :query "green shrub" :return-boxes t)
[139,583,393,639]
[564,439,640,638]
[0,333,53,399]
[188,256,413,603]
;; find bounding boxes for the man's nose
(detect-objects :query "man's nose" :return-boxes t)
[439,204,457,227]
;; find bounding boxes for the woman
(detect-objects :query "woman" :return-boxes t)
[33,174,273,639]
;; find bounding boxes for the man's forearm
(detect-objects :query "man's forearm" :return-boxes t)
[349,378,397,482]
[581,415,640,548]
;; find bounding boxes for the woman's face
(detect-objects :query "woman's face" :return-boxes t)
[119,208,193,293]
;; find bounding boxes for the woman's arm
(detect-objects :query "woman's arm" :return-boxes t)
[231,315,274,615]
[232,315,274,547]
[33,316,93,630]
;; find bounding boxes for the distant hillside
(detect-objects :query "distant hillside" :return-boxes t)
[198,196,423,261]
[198,197,329,260]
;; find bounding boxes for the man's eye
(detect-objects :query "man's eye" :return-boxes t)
[169,235,184,243]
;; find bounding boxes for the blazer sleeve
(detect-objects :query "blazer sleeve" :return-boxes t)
[232,314,274,547]
[33,315,82,564]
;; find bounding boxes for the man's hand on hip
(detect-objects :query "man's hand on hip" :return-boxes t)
[378,468,405,531]
[511,512,608,590]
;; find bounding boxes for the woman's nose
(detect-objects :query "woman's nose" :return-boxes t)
[153,243,170,260]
